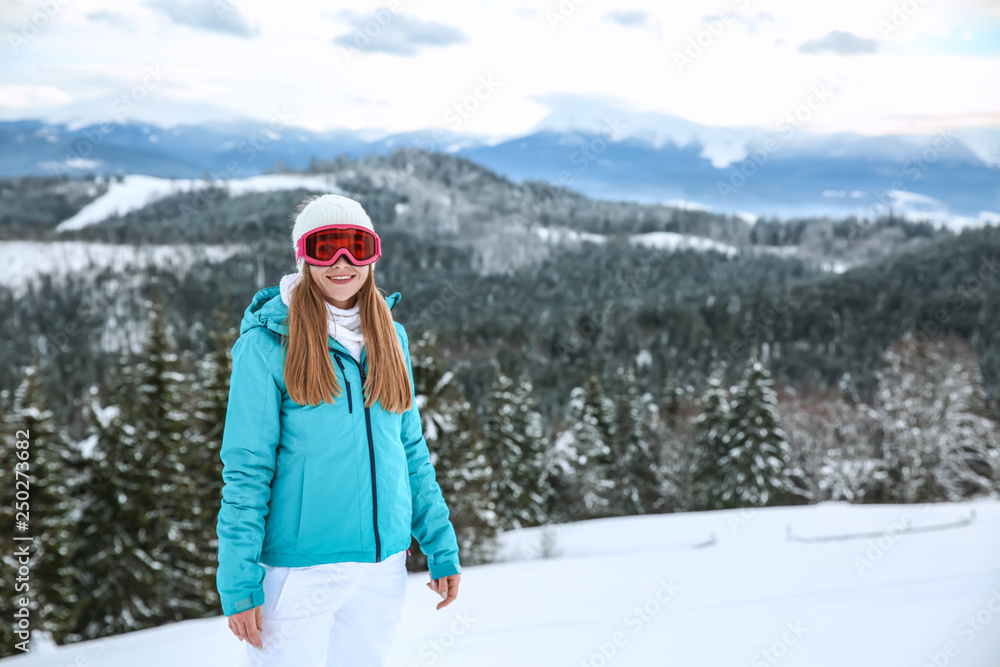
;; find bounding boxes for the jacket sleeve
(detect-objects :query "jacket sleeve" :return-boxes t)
[397,324,462,580]
[216,332,282,617]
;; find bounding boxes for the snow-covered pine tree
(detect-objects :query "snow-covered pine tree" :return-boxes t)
[508,368,551,528]
[482,365,550,530]
[717,348,801,508]
[777,379,880,504]
[610,364,662,515]
[406,330,499,568]
[70,363,165,640]
[0,355,80,649]
[689,364,731,511]
[645,393,687,514]
[434,394,500,566]
[70,293,207,640]
[541,413,581,526]
[481,366,518,530]
[136,293,213,622]
[868,333,999,503]
[187,294,238,613]
[559,373,617,520]
[661,364,685,430]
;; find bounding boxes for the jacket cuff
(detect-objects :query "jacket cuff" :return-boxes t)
[221,589,265,617]
[428,561,462,580]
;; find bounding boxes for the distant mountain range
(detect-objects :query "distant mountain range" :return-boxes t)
[3,109,999,227]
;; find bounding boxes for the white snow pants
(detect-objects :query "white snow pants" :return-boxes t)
[245,549,408,667]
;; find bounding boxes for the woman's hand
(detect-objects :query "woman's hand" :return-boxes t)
[426,573,461,610]
[228,606,263,649]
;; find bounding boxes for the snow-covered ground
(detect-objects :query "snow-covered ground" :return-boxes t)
[629,230,738,257]
[0,241,248,294]
[533,225,740,258]
[5,499,1000,666]
[54,173,342,232]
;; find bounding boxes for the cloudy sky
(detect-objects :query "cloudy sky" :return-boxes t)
[1,0,998,139]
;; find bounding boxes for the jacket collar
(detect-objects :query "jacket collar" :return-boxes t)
[241,286,401,363]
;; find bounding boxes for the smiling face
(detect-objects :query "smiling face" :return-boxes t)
[306,256,375,309]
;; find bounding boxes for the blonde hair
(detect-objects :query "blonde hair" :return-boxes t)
[281,196,413,412]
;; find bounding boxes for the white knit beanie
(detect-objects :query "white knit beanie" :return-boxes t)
[291,194,376,273]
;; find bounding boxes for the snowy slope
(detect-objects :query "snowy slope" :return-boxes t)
[0,241,247,295]
[4,499,999,666]
[54,173,342,232]
[533,226,740,258]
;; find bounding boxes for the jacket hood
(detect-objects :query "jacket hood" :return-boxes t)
[240,285,402,338]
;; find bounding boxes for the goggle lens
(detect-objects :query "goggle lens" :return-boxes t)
[300,225,381,265]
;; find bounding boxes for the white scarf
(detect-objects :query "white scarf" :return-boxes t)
[279,272,365,364]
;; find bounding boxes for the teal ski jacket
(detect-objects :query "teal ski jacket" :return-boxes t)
[215,285,461,617]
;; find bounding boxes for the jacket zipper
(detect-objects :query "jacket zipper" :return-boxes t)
[332,349,382,563]
[332,355,352,413]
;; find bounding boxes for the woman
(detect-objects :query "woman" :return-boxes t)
[216,194,462,666]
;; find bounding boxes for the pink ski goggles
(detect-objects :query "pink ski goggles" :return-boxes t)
[296,224,382,267]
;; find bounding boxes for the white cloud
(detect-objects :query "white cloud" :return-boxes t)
[0,0,996,139]
[0,84,73,109]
